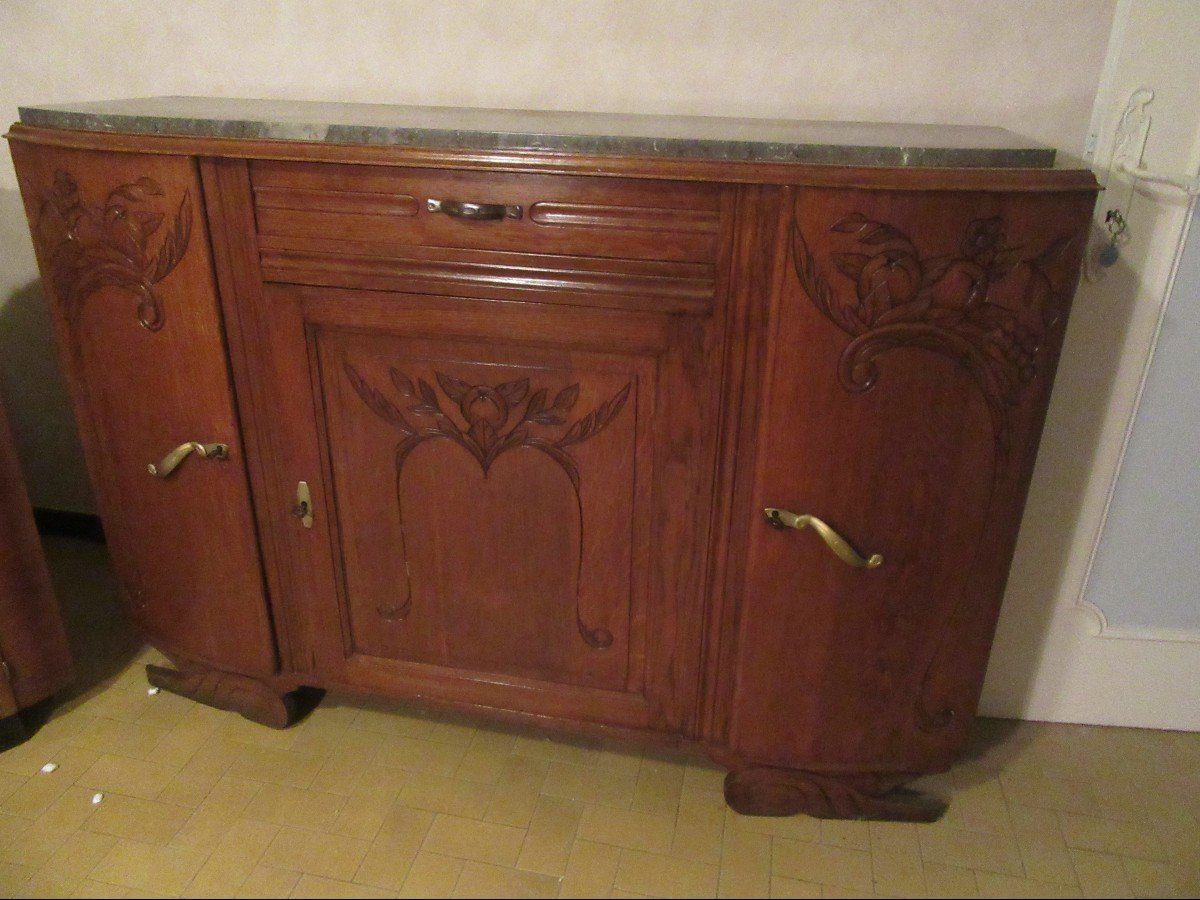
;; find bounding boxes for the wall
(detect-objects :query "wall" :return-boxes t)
[981,0,1200,728]
[1,1,1126,720]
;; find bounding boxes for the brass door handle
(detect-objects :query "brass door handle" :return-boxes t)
[147,442,228,478]
[764,507,883,569]
[427,198,522,220]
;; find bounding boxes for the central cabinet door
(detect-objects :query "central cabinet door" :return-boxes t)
[275,287,719,731]
[320,330,645,692]
[234,161,733,732]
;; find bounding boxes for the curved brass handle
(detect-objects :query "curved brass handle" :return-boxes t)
[147,442,228,478]
[427,198,522,220]
[764,507,883,569]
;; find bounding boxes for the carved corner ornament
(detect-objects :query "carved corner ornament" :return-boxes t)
[35,170,193,331]
[792,209,1073,459]
[345,363,631,648]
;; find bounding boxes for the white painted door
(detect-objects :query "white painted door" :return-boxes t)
[980,0,1200,730]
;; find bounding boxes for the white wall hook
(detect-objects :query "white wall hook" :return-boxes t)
[1116,159,1200,195]
[1110,88,1200,196]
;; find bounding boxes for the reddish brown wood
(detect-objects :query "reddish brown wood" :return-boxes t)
[256,243,717,316]
[247,269,722,731]
[7,111,1098,821]
[0,390,72,731]
[724,767,945,822]
[251,162,723,262]
[198,157,317,676]
[145,663,317,729]
[722,187,1095,781]
[8,141,278,679]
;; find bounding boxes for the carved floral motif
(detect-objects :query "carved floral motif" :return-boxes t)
[36,170,192,331]
[346,363,630,648]
[793,210,1072,457]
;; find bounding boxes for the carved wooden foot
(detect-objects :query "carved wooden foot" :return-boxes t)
[725,766,946,822]
[146,664,322,729]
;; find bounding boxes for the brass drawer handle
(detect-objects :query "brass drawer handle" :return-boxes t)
[764,507,883,569]
[147,442,228,478]
[427,198,522,220]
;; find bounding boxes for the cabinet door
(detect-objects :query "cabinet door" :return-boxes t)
[259,285,719,731]
[728,187,1093,773]
[10,143,275,677]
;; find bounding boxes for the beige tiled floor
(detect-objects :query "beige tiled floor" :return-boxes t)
[1,536,1198,898]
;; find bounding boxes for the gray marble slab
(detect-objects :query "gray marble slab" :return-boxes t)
[17,96,1056,169]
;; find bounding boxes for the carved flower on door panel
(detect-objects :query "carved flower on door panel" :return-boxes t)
[345,362,630,648]
[36,170,192,331]
[794,210,1073,458]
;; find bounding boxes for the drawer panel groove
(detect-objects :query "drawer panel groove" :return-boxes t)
[260,247,715,314]
[528,201,720,233]
[255,185,419,217]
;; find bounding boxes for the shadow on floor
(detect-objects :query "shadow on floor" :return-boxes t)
[38,533,143,712]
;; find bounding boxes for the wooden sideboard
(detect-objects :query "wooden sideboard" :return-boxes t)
[7,99,1097,819]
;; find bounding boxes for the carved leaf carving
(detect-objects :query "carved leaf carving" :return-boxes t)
[345,362,631,648]
[36,170,193,331]
[792,208,1071,459]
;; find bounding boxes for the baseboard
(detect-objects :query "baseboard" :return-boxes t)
[32,507,105,542]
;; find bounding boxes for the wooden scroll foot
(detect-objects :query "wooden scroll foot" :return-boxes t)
[725,766,946,822]
[146,664,323,729]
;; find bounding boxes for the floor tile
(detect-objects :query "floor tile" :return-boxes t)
[918,824,1025,876]
[560,838,621,898]
[258,825,371,881]
[236,864,301,898]
[771,839,874,894]
[421,813,527,867]
[88,838,209,895]
[577,803,675,854]
[291,872,399,898]
[82,792,192,844]
[181,817,278,897]
[451,860,561,898]
[615,847,720,898]
[515,795,584,875]
[396,851,464,898]
[242,782,347,831]
[1059,813,1168,861]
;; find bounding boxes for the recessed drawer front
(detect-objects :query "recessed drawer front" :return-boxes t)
[250,160,730,314]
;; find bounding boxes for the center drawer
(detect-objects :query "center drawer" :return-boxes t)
[250,160,731,314]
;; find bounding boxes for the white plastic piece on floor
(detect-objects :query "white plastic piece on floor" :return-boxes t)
[39,762,59,774]
[147,686,160,696]
[91,792,104,805]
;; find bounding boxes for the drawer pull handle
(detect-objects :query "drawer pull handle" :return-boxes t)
[764,507,883,569]
[427,198,522,220]
[147,442,228,478]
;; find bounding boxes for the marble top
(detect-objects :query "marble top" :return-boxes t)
[18,96,1056,169]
